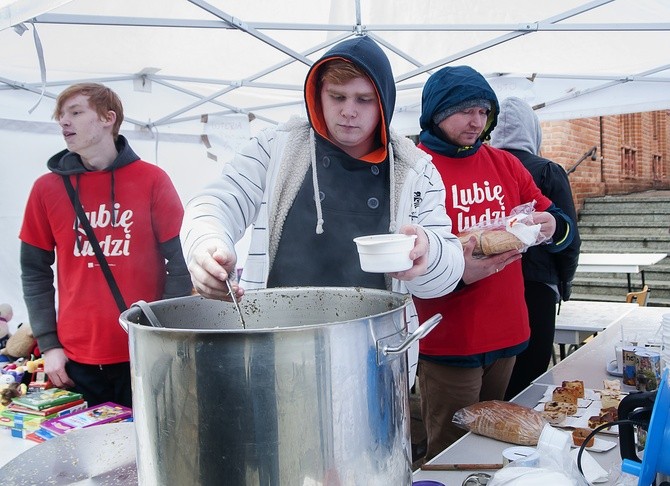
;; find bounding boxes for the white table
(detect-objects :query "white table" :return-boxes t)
[554,300,638,358]
[576,253,667,292]
[412,305,670,486]
[0,427,37,467]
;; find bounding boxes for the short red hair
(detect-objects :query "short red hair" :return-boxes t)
[53,83,124,140]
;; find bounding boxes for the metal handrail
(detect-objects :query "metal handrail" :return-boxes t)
[566,146,598,175]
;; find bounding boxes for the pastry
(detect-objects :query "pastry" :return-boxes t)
[552,386,578,405]
[603,379,621,391]
[543,401,577,416]
[588,407,618,429]
[587,415,606,429]
[572,428,595,447]
[561,380,585,398]
[541,410,567,425]
[600,392,621,410]
[600,406,618,422]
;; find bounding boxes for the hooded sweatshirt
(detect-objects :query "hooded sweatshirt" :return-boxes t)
[268,35,398,288]
[490,96,581,299]
[414,66,564,360]
[20,135,190,364]
[180,37,465,383]
[181,35,463,299]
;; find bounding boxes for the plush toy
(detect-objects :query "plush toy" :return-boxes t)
[0,304,12,364]
[0,304,11,349]
[0,366,26,406]
[1,321,37,360]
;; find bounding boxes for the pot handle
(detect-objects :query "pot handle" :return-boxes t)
[382,313,442,356]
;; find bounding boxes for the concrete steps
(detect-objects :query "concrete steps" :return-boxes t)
[572,191,670,307]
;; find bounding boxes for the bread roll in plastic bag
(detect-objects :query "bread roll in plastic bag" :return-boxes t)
[457,201,549,256]
[452,400,548,445]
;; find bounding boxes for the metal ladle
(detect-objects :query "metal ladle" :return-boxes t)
[132,300,163,328]
[226,279,246,329]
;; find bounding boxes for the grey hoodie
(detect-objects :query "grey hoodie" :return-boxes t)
[489,96,542,154]
[490,96,581,300]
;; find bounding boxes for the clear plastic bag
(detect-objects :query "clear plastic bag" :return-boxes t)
[452,400,547,446]
[487,425,592,486]
[457,201,550,256]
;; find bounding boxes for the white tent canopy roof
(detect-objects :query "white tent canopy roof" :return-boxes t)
[2,0,670,327]
[2,0,670,136]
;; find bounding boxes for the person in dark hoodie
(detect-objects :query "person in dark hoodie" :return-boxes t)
[413,66,576,458]
[19,83,191,408]
[181,35,465,383]
[490,96,581,400]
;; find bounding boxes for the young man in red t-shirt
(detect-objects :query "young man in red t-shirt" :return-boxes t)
[20,83,191,407]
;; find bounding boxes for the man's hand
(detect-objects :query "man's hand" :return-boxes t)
[532,211,557,242]
[187,244,244,301]
[461,235,522,285]
[43,348,75,388]
[389,225,429,281]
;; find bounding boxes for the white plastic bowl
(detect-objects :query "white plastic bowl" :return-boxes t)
[353,234,417,273]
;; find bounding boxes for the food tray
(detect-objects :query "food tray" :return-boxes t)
[534,385,620,435]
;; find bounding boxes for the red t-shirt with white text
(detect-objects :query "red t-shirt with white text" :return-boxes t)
[20,161,183,364]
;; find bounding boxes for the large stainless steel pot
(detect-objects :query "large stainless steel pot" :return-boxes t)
[119,287,440,486]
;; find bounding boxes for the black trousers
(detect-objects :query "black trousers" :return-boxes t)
[65,360,132,408]
[504,281,557,400]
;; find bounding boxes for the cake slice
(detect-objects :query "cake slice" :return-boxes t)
[572,427,595,447]
[544,401,577,416]
[541,410,567,425]
[562,380,585,399]
[603,379,621,392]
[552,386,578,405]
[600,392,621,410]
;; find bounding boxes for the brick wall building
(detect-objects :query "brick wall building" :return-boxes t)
[539,110,670,212]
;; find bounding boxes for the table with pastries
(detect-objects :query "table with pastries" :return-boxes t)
[412,305,670,486]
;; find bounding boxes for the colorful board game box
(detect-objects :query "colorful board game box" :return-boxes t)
[1,400,88,431]
[40,402,132,435]
[7,399,86,417]
[11,388,83,411]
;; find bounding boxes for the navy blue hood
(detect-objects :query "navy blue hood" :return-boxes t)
[419,66,499,157]
[304,35,395,162]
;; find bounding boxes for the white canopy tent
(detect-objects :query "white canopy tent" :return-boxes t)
[1,0,670,327]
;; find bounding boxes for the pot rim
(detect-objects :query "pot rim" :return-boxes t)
[120,286,411,334]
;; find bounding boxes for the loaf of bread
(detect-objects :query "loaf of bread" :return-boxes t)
[452,400,547,445]
[458,229,525,256]
[572,428,595,447]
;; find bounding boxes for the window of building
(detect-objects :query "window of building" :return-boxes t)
[620,114,637,178]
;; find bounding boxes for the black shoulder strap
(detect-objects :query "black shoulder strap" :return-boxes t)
[62,176,128,312]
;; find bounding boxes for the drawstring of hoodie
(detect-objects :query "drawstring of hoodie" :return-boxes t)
[387,141,397,232]
[309,129,325,235]
[308,128,397,235]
